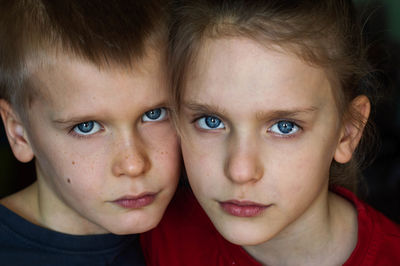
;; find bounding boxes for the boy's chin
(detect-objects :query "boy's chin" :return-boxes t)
[106,211,164,235]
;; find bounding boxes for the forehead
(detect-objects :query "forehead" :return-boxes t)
[21,49,168,125]
[28,49,166,104]
[184,37,335,111]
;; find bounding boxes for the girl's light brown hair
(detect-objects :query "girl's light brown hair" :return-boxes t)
[168,0,379,191]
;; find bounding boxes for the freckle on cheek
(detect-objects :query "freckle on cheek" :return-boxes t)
[72,161,75,165]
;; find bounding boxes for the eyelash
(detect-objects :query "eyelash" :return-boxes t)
[191,114,302,137]
[68,121,104,139]
[191,113,224,129]
[142,107,168,122]
[67,108,168,139]
[267,119,302,138]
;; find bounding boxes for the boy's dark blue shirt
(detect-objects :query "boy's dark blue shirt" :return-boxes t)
[0,204,145,265]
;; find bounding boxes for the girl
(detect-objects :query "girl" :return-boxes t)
[141,0,400,265]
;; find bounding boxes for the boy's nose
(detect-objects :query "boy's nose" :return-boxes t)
[224,138,263,184]
[112,141,150,178]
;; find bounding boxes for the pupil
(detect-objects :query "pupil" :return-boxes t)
[78,121,94,133]
[205,116,221,128]
[146,109,161,119]
[278,121,293,134]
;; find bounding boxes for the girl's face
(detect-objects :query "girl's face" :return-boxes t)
[179,37,346,246]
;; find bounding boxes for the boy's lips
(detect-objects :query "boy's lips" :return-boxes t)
[112,193,157,209]
[219,200,271,217]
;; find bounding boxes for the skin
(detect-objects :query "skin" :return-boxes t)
[0,49,181,235]
[179,37,369,265]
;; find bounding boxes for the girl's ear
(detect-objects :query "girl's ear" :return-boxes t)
[334,95,371,164]
[0,99,34,163]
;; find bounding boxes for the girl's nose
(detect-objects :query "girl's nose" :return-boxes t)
[112,139,150,178]
[224,137,263,184]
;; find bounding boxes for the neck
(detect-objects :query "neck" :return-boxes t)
[0,181,40,224]
[0,174,105,235]
[243,190,358,266]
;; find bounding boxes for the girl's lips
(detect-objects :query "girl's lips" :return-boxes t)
[219,200,270,217]
[112,193,156,209]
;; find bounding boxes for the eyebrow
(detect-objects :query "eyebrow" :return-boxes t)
[52,101,170,125]
[255,107,319,121]
[52,115,97,125]
[182,102,227,116]
[183,101,318,120]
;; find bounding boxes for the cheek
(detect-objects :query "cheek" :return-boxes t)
[181,141,223,195]
[54,152,105,189]
[33,151,105,210]
[143,126,181,178]
[266,138,334,201]
[34,135,108,191]
[157,138,181,178]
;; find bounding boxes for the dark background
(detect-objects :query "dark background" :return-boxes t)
[0,0,399,222]
[353,0,400,223]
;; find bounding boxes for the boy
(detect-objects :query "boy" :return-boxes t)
[0,0,180,265]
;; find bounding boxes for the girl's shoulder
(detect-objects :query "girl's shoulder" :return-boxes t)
[333,186,400,266]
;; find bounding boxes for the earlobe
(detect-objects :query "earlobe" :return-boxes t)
[0,99,34,163]
[334,95,371,164]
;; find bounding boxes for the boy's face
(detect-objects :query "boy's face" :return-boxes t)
[23,50,180,234]
[179,38,344,246]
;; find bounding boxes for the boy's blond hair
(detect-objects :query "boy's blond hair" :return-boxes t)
[0,0,168,117]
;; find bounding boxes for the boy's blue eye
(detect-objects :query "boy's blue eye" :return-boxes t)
[142,108,167,122]
[73,121,101,136]
[197,116,225,130]
[269,121,299,135]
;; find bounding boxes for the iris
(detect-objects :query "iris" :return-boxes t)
[77,121,94,133]
[145,109,162,120]
[205,116,222,128]
[277,121,294,134]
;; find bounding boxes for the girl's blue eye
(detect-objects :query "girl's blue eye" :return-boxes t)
[197,116,225,130]
[142,108,167,122]
[73,121,101,136]
[269,121,299,135]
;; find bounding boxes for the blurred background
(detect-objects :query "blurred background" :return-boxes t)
[0,0,399,222]
[352,0,400,223]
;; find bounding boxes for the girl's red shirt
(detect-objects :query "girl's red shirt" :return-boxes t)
[141,186,400,266]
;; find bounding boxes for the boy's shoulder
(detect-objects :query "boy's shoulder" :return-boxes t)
[334,186,400,266]
[0,203,145,266]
